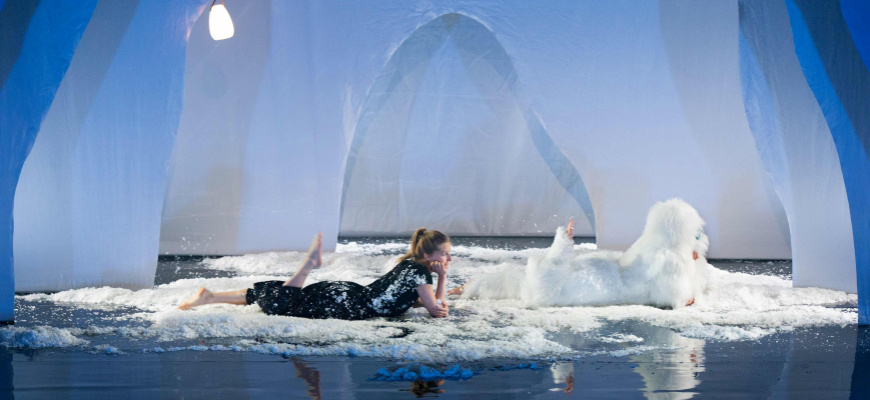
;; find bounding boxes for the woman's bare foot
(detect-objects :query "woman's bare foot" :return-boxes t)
[284,232,325,288]
[448,280,472,297]
[301,232,322,271]
[178,287,214,310]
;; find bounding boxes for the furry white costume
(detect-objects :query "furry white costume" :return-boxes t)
[461,198,710,309]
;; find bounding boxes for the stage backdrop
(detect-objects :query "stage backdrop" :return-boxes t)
[163,0,791,261]
[159,0,867,300]
[4,1,868,314]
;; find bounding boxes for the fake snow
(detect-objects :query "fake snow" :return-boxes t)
[8,240,857,362]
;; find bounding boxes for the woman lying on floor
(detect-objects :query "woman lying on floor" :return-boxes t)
[179,229,452,319]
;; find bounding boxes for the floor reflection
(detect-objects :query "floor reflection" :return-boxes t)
[402,379,446,397]
[630,326,704,400]
[850,326,870,400]
[292,359,321,400]
[4,325,870,397]
[0,347,11,400]
[548,362,574,395]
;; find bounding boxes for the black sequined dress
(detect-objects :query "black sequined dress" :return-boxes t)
[245,259,433,320]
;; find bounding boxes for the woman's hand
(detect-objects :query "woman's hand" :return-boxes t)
[417,284,449,318]
[429,261,449,277]
[428,302,449,318]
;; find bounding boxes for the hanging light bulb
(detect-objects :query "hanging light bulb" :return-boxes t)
[209,0,234,41]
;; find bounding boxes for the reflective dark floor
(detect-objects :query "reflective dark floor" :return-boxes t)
[1,237,865,399]
[1,325,869,399]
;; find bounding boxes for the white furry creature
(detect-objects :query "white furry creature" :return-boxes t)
[457,198,710,309]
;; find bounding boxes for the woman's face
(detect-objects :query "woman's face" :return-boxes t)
[425,242,452,265]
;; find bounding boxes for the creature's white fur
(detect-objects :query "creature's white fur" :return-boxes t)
[618,198,709,308]
[461,198,709,309]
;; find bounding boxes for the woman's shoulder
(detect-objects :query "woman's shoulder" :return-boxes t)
[396,258,428,271]
[395,259,432,282]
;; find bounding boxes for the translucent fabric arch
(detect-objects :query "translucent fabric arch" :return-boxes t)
[13,0,210,292]
[340,13,595,237]
[0,0,98,321]
[738,0,856,295]
[781,0,870,322]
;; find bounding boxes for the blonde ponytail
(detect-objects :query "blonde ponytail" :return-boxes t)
[398,227,449,264]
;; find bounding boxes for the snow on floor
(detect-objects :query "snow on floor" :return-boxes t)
[6,241,856,361]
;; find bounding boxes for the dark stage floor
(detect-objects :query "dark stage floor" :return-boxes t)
[1,237,864,399]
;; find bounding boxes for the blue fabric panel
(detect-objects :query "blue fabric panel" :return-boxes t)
[736,0,856,293]
[12,0,140,292]
[841,0,870,74]
[737,31,791,213]
[0,0,41,90]
[792,0,870,155]
[0,0,96,320]
[786,0,870,323]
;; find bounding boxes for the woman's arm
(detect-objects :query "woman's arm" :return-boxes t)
[429,261,448,303]
[416,284,448,318]
[435,273,447,303]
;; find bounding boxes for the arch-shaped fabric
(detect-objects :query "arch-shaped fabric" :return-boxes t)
[737,0,855,293]
[341,13,595,237]
[12,0,209,292]
[0,0,98,321]
[784,0,870,322]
